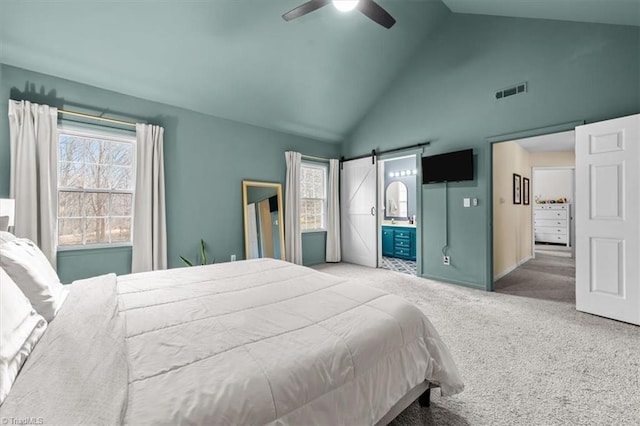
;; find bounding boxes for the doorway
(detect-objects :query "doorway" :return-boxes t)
[491,130,576,303]
[532,167,575,259]
[378,155,418,276]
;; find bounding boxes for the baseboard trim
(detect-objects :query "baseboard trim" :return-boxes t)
[420,273,487,291]
[494,255,533,281]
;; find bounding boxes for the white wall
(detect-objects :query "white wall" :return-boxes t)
[533,169,574,203]
[530,151,575,168]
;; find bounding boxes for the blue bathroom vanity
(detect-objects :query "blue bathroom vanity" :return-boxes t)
[381,225,416,261]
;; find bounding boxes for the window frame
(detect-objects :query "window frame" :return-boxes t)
[56,126,136,251]
[300,161,328,233]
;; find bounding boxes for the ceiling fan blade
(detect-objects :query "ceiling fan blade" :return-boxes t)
[282,0,330,21]
[357,0,396,28]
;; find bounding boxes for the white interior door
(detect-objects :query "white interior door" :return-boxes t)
[575,114,640,325]
[341,157,377,267]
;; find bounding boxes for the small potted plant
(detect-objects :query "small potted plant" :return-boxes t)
[180,239,215,266]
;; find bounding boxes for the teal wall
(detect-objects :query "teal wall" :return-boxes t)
[0,65,340,283]
[302,232,327,266]
[345,15,640,290]
[57,246,132,283]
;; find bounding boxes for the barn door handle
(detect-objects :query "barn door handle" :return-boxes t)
[371,206,376,216]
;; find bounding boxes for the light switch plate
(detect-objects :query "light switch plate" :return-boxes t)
[463,198,470,207]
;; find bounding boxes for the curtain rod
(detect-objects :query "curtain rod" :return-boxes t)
[301,153,330,162]
[340,141,431,165]
[58,109,137,128]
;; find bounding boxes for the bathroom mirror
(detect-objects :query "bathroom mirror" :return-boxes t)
[385,181,408,218]
[242,180,286,261]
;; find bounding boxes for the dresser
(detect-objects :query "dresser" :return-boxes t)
[534,204,570,246]
[382,225,416,260]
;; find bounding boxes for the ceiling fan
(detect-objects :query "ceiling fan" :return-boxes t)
[282,0,396,29]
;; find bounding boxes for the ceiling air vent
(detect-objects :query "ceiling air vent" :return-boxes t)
[495,82,527,100]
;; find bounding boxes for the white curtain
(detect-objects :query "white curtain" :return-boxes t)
[132,123,167,273]
[284,151,303,265]
[326,158,341,262]
[8,100,58,267]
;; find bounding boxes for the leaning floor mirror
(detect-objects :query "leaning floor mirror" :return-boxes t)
[242,180,286,261]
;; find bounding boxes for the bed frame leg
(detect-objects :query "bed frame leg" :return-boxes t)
[418,388,431,408]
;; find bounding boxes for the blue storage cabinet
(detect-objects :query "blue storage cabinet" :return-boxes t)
[381,226,416,261]
[382,227,394,257]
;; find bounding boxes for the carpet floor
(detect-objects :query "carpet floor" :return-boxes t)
[535,244,573,258]
[494,254,575,304]
[313,262,640,426]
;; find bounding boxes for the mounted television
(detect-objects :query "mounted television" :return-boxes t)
[422,149,474,184]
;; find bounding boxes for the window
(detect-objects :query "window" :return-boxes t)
[300,162,327,232]
[57,128,135,247]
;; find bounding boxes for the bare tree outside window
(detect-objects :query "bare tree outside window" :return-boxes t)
[300,163,327,231]
[58,131,135,247]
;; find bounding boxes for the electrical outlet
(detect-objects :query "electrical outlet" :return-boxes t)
[443,256,450,265]
[231,254,236,262]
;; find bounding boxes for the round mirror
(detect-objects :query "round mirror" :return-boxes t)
[385,181,408,218]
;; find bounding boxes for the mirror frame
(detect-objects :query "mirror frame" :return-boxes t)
[242,180,286,261]
[385,180,409,219]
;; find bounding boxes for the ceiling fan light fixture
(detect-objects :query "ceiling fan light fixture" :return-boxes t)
[333,0,360,12]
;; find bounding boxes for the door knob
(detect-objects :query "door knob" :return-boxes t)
[371,206,376,216]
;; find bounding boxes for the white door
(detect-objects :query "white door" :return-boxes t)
[575,114,640,325]
[341,157,377,267]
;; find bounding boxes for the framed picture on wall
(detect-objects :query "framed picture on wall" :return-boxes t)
[513,173,521,204]
[523,177,530,205]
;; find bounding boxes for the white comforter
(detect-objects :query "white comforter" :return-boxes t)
[3,259,463,425]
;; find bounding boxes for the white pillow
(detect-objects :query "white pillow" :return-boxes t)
[0,267,47,404]
[0,231,16,244]
[0,239,69,322]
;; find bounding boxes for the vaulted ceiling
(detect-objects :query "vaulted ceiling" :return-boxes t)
[1,0,638,143]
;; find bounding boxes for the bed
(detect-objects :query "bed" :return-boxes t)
[1,258,463,425]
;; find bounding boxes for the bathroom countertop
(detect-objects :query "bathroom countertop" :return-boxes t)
[382,222,416,228]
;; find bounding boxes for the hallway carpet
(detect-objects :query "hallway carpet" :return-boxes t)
[313,262,639,426]
[494,254,575,304]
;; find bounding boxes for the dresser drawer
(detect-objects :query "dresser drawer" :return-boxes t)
[534,210,568,220]
[394,247,411,259]
[534,219,567,227]
[535,226,567,235]
[535,233,568,244]
[394,230,411,239]
[536,204,569,210]
[394,239,411,248]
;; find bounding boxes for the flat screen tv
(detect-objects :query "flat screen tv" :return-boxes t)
[422,149,474,184]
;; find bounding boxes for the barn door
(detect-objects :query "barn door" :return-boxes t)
[341,157,377,267]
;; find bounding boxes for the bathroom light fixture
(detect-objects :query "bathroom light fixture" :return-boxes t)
[412,169,418,175]
[333,0,359,12]
[388,172,394,178]
[400,171,406,176]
